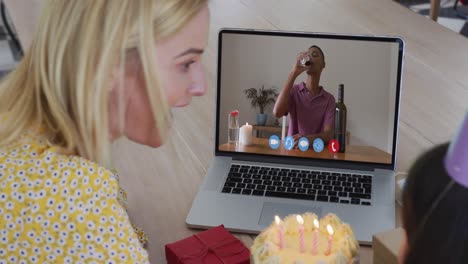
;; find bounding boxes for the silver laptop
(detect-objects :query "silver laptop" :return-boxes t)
[187,29,404,244]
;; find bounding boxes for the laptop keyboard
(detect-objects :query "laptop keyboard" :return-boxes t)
[221,164,372,206]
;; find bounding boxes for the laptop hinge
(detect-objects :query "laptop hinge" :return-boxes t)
[231,155,376,172]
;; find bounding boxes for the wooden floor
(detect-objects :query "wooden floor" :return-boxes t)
[5,0,468,263]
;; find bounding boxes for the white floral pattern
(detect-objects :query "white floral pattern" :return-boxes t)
[0,130,149,263]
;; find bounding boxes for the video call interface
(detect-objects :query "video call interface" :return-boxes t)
[217,32,401,165]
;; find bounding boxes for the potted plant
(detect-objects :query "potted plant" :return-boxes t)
[243,85,278,126]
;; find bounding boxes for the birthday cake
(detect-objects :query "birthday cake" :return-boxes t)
[251,213,359,264]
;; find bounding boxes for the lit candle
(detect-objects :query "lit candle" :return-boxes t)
[326,224,334,256]
[239,123,253,145]
[275,215,285,249]
[296,215,305,253]
[313,219,319,255]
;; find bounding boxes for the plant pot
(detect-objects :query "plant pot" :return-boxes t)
[256,114,268,126]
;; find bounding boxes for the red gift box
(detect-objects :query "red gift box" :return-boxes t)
[165,225,250,264]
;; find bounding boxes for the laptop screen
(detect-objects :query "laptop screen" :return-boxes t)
[216,30,403,168]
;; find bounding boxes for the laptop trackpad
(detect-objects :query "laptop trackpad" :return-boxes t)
[258,202,323,226]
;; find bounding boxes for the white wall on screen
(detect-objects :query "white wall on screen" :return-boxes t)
[219,34,399,154]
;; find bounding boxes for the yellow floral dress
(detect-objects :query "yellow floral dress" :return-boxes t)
[0,128,149,263]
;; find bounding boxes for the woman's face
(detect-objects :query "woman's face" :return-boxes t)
[110,5,210,147]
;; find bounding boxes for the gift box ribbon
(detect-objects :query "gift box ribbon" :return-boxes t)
[178,233,248,264]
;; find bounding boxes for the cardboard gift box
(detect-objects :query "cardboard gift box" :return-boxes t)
[165,225,250,264]
[373,227,404,264]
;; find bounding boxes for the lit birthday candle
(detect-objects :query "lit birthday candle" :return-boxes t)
[274,215,285,249]
[313,219,319,255]
[296,215,305,253]
[326,224,334,255]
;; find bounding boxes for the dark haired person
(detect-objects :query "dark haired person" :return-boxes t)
[273,45,335,147]
[400,114,468,264]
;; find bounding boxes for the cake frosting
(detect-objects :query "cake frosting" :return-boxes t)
[251,213,359,264]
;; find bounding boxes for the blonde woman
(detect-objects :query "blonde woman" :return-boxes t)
[0,0,209,263]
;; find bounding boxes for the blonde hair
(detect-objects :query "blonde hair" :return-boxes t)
[0,0,208,167]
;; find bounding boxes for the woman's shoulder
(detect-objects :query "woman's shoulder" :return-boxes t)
[0,131,149,263]
[0,128,119,195]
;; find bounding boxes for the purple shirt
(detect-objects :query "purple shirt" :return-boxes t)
[288,82,336,136]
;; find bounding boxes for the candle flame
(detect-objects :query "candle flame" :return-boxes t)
[246,122,249,126]
[296,215,304,225]
[313,219,320,229]
[275,215,281,225]
[327,224,334,236]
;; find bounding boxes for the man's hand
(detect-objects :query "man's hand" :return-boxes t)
[291,51,310,77]
[273,51,310,119]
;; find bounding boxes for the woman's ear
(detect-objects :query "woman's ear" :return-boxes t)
[398,230,408,264]
[109,49,141,92]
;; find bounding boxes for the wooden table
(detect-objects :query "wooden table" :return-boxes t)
[394,0,440,22]
[6,0,468,263]
[219,137,392,164]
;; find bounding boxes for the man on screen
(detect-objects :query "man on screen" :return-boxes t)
[273,45,335,147]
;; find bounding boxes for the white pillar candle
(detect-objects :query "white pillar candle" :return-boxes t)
[239,123,253,145]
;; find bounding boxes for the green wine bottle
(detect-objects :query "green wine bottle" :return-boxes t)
[334,84,347,153]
